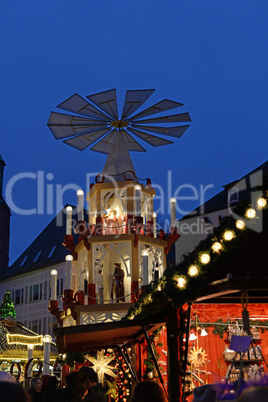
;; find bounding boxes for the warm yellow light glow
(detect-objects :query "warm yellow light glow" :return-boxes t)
[50,269,57,276]
[87,350,116,385]
[134,184,141,191]
[189,332,197,341]
[66,206,73,212]
[177,277,186,289]
[236,220,245,229]
[77,190,84,196]
[211,242,222,253]
[257,198,267,208]
[157,285,162,291]
[170,197,176,203]
[153,212,157,218]
[43,334,52,343]
[188,265,199,277]
[65,255,73,261]
[245,208,256,219]
[223,230,234,241]
[200,253,210,264]
[7,334,43,346]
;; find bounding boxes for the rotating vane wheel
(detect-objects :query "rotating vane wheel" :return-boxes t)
[47,88,191,154]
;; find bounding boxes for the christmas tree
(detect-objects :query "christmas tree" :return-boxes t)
[0,290,16,319]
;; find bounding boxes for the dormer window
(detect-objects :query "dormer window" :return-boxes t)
[228,187,239,204]
[47,245,57,259]
[33,250,42,263]
[19,255,28,268]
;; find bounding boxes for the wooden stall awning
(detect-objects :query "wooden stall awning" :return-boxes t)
[54,317,165,353]
[195,276,268,304]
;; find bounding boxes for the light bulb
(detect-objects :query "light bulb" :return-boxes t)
[211,242,222,253]
[188,265,199,277]
[236,220,245,229]
[257,198,267,208]
[177,277,186,289]
[245,208,256,219]
[223,231,234,241]
[200,253,210,264]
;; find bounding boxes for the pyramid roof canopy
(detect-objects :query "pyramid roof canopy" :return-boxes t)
[102,132,138,182]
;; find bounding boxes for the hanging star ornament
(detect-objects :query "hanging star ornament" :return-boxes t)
[87,350,117,385]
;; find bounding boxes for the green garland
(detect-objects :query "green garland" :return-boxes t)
[125,186,268,322]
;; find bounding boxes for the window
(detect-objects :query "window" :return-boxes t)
[19,255,28,268]
[228,187,239,204]
[29,319,41,334]
[57,278,64,297]
[14,288,24,305]
[29,284,43,302]
[33,250,42,263]
[47,245,57,259]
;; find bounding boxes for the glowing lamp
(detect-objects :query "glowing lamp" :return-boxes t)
[257,198,267,208]
[200,253,210,264]
[66,206,73,235]
[170,197,177,227]
[245,208,256,219]
[134,185,142,217]
[176,277,186,289]
[236,220,245,229]
[43,334,52,344]
[223,230,234,241]
[65,255,73,290]
[201,328,208,336]
[50,269,58,301]
[211,242,222,253]
[77,190,84,221]
[189,332,197,341]
[188,265,199,277]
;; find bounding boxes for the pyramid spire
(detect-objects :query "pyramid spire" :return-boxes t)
[102,132,138,182]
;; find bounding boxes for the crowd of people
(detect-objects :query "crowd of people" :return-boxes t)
[0,368,268,402]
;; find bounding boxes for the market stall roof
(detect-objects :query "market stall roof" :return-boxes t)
[54,316,165,353]
[0,317,58,361]
[194,276,268,304]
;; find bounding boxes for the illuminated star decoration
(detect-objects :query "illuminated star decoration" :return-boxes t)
[87,350,117,385]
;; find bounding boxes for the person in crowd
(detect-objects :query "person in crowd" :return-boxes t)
[43,375,59,402]
[237,386,268,402]
[79,366,106,402]
[53,371,90,401]
[0,371,15,382]
[0,381,31,402]
[131,381,167,402]
[27,377,43,402]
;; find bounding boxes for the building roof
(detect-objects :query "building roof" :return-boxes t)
[0,206,87,281]
[182,160,268,219]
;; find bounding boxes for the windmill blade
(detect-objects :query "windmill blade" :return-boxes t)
[57,93,110,121]
[47,112,107,139]
[127,128,174,147]
[90,130,146,155]
[121,89,155,120]
[130,99,183,121]
[87,89,118,119]
[133,112,191,124]
[131,124,190,138]
[63,128,112,151]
